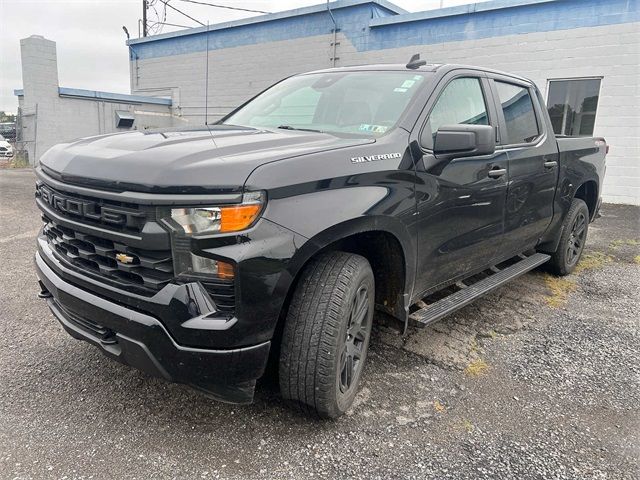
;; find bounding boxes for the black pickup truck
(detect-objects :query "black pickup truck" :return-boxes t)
[35,59,607,418]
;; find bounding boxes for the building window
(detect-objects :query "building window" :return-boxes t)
[494,81,539,145]
[547,78,601,136]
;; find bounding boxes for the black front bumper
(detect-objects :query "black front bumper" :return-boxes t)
[35,251,271,404]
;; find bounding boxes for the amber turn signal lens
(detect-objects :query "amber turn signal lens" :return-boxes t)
[168,192,265,235]
[220,204,262,233]
[216,260,235,280]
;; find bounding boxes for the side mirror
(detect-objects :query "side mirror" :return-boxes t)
[433,124,495,159]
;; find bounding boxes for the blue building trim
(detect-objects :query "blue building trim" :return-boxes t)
[365,0,640,50]
[128,2,396,61]
[369,0,558,26]
[57,87,172,105]
[127,0,403,46]
[128,0,639,61]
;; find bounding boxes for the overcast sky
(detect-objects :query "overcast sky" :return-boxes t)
[0,0,489,113]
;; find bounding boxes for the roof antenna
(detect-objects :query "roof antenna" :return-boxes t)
[406,53,427,69]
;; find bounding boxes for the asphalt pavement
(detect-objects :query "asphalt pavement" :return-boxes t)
[1,169,638,479]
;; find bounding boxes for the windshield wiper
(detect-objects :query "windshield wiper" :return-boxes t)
[277,125,325,133]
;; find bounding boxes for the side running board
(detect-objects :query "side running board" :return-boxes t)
[409,253,550,328]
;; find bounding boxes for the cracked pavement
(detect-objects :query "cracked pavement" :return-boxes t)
[0,169,638,479]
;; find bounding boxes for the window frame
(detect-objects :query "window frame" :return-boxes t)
[418,72,497,153]
[545,76,603,137]
[487,75,546,149]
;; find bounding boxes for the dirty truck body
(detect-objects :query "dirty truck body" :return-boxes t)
[35,63,606,418]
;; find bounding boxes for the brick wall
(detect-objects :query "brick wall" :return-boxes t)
[132,33,340,123]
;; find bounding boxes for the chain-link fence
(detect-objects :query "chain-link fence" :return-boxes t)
[12,106,34,166]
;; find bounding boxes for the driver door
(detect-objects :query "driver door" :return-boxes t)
[411,72,509,297]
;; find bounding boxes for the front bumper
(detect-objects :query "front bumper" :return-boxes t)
[35,251,271,404]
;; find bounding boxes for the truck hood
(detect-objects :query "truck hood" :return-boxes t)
[40,126,375,193]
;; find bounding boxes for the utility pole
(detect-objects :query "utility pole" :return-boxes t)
[142,0,148,37]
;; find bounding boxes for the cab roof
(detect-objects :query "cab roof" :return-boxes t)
[303,63,533,85]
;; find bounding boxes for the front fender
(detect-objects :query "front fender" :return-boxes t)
[263,187,418,307]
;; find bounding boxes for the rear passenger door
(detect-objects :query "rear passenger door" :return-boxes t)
[488,76,559,257]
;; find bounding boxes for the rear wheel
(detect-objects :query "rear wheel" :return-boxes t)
[279,251,374,418]
[546,198,589,276]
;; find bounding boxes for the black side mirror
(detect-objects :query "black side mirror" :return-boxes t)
[433,124,495,159]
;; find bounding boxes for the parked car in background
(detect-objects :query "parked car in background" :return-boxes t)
[0,135,14,158]
[0,123,16,142]
[34,59,606,418]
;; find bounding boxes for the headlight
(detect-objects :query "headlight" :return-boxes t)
[169,191,265,235]
[163,191,265,280]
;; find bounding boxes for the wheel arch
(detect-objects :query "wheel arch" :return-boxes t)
[272,217,414,346]
[574,179,599,221]
[538,175,600,254]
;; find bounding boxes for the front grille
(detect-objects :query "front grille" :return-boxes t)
[36,182,152,234]
[44,219,174,292]
[38,179,237,314]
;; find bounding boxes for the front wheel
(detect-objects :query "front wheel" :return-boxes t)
[279,251,374,418]
[546,198,590,276]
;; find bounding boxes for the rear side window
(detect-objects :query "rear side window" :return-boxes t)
[495,81,540,144]
[427,77,489,147]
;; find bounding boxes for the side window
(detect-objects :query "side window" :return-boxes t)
[494,81,540,144]
[426,77,489,148]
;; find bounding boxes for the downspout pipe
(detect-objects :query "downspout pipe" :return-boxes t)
[127,43,140,89]
[326,1,338,67]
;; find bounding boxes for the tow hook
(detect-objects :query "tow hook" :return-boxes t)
[37,281,52,299]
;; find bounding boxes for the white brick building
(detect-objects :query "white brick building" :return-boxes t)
[126,0,640,205]
[15,36,179,166]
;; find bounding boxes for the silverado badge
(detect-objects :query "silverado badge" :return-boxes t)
[115,253,135,264]
[351,152,402,164]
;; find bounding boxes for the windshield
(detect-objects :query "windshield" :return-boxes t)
[222,71,430,137]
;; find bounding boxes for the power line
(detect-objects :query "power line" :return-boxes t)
[178,0,270,14]
[149,21,194,29]
[158,0,205,26]
[146,0,169,34]
[144,0,268,37]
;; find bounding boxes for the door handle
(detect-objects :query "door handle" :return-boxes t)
[544,160,558,169]
[488,167,507,179]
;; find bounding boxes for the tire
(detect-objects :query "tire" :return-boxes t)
[546,198,590,276]
[279,251,375,419]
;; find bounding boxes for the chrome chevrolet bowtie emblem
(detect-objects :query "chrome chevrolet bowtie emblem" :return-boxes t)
[115,253,135,264]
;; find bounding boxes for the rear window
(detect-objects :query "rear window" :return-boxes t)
[495,81,540,144]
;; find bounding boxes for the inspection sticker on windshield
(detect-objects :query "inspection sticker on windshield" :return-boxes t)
[401,80,416,88]
[351,152,402,164]
[359,124,388,133]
